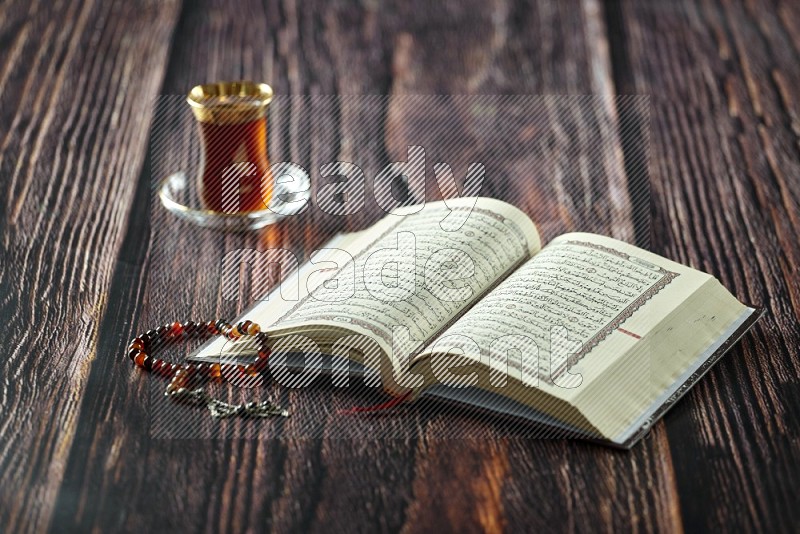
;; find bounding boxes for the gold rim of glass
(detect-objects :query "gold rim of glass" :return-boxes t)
[187,81,273,123]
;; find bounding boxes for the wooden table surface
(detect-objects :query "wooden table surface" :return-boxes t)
[1,0,798,532]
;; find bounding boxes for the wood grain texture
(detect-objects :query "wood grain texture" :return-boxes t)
[612,0,800,531]
[51,1,415,532]
[0,0,796,532]
[0,0,181,532]
[50,1,679,533]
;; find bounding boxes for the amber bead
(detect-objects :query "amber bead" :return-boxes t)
[209,363,222,379]
[169,321,183,338]
[128,320,277,395]
[165,378,182,394]
[168,370,189,391]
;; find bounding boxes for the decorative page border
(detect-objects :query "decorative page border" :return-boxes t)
[549,240,680,380]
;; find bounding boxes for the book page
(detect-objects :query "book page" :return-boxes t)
[268,198,541,360]
[415,233,715,399]
[189,228,385,365]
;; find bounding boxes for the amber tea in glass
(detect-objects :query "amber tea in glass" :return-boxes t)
[187,81,274,213]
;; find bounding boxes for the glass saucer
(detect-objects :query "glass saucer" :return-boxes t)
[158,170,310,231]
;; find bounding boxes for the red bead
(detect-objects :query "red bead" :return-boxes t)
[129,321,255,389]
[161,363,177,378]
[169,321,183,338]
[183,321,197,337]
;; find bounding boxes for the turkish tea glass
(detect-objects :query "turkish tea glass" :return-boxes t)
[158,81,309,230]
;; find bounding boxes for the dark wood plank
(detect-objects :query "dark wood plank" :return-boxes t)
[11,0,793,532]
[50,0,409,532]
[49,1,687,533]
[378,2,682,532]
[612,0,800,531]
[0,0,181,532]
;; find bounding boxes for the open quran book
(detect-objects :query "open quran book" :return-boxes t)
[191,198,761,448]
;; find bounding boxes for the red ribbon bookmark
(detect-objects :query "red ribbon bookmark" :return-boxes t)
[338,390,414,415]
[616,327,642,340]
